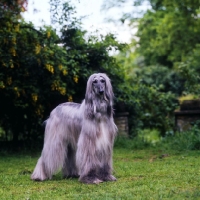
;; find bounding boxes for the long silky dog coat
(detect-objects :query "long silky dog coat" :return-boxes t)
[31,73,117,184]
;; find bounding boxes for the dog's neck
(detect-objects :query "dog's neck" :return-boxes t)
[94,99,107,113]
[84,96,112,120]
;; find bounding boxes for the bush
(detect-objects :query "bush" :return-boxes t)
[162,124,200,151]
[115,123,200,151]
[138,128,160,146]
[127,84,178,137]
[114,136,151,150]
[135,65,184,95]
[116,53,180,137]
[114,128,162,149]
[0,0,126,144]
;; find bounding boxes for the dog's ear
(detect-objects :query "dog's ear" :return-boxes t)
[101,73,114,106]
[85,74,95,104]
[84,74,96,118]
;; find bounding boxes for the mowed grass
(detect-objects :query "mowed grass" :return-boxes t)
[0,148,200,200]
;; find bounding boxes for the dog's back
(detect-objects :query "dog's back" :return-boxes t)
[45,102,84,145]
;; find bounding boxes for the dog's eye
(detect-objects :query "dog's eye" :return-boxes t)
[93,80,98,84]
[100,79,105,83]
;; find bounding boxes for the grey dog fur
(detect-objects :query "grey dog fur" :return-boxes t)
[31,73,117,184]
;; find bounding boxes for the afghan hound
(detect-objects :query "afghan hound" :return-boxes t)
[31,73,117,184]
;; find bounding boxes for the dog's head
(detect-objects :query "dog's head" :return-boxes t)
[92,75,106,96]
[85,73,114,105]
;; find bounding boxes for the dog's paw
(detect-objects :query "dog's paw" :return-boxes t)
[93,178,103,184]
[103,175,117,182]
[31,175,47,181]
[63,174,79,179]
[79,176,103,184]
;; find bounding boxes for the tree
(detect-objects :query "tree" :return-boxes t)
[136,0,200,67]
[104,0,200,66]
[0,0,72,142]
[0,0,126,144]
[136,0,200,95]
[103,0,200,135]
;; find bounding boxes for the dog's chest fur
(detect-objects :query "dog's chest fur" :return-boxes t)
[96,121,110,150]
[95,99,107,113]
[93,101,111,150]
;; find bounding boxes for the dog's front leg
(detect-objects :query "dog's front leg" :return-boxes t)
[76,129,103,184]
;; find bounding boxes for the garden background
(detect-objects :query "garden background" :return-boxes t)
[0,0,200,199]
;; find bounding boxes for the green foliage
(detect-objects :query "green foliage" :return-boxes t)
[136,8,200,66]
[103,0,200,138]
[105,0,200,94]
[115,121,200,151]
[0,0,126,143]
[135,0,200,95]
[135,65,184,95]
[115,52,179,136]
[162,123,200,151]
[0,3,73,141]
[138,128,160,145]
[127,83,178,136]
[178,44,200,94]
[114,135,151,149]
[135,0,200,96]
[1,148,200,199]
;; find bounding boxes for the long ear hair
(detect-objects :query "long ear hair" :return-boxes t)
[85,73,96,105]
[100,73,114,117]
[84,73,97,119]
[100,73,114,107]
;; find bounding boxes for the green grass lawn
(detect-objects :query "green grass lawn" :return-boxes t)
[0,148,200,200]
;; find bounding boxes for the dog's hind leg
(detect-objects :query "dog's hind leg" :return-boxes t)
[31,157,48,181]
[31,115,67,181]
[62,144,79,179]
[31,140,66,181]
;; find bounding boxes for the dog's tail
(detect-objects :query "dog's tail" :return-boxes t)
[42,119,47,127]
